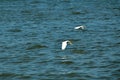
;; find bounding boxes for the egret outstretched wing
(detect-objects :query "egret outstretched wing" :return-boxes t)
[62,41,67,50]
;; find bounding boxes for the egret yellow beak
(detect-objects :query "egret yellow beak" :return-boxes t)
[68,41,72,45]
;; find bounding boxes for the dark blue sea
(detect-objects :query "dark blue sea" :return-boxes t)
[0,0,120,80]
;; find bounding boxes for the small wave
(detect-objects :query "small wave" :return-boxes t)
[0,73,31,79]
[30,1,40,4]
[72,49,85,54]
[71,11,81,15]
[8,28,22,32]
[26,44,47,50]
[65,72,79,77]
[21,10,31,14]
[0,73,19,79]
[64,72,94,79]
[59,60,74,65]
[0,73,16,77]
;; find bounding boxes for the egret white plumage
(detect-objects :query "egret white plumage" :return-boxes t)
[74,25,85,30]
[61,40,72,50]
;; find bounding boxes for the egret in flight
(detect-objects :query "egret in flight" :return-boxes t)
[74,25,85,30]
[61,40,72,50]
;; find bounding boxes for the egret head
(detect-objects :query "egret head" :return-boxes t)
[67,40,72,45]
[81,25,85,29]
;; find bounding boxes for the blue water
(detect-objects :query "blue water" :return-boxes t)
[0,0,120,80]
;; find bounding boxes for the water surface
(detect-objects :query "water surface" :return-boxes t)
[0,0,120,80]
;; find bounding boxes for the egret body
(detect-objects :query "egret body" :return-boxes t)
[74,25,85,30]
[61,40,72,50]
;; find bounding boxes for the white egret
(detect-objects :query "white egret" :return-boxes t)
[61,40,72,50]
[74,25,85,30]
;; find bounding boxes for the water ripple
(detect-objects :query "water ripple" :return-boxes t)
[0,0,119,80]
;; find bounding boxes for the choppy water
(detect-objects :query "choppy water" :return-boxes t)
[0,0,120,80]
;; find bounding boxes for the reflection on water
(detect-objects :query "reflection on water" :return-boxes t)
[0,0,120,80]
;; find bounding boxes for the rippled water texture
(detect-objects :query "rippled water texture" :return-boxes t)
[0,0,120,80]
